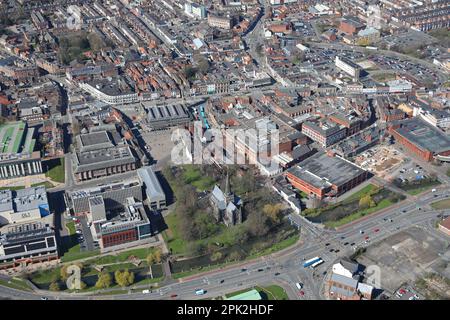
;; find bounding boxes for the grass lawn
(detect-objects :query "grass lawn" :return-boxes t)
[183,165,216,191]
[31,181,55,189]
[431,199,450,210]
[406,181,441,195]
[343,184,378,202]
[0,277,33,291]
[324,198,395,228]
[162,213,186,255]
[172,263,228,279]
[61,246,100,263]
[246,234,299,259]
[28,267,61,285]
[66,221,76,235]
[0,186,25,191]
[257,285,289,300]
[45,158,65,183]
[85,247,157,266]
[171,233,299,279]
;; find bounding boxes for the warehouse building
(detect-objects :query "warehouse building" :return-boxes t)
[286,152,368,199]
[146,104,191,129]
[389,118,450,162]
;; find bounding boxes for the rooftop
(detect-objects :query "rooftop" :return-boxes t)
[225,289,262,300]
[394,118,450,154]
[137,166,166,202]
[287,152,366,190]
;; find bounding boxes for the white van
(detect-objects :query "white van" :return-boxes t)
[142,289,150,294]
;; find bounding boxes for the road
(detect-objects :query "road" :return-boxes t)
[0,185,447,300]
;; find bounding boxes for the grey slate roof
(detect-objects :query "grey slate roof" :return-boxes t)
[137,166,166,202]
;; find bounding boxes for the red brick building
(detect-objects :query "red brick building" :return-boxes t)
[286,152,368,199]
[389,118,450,162]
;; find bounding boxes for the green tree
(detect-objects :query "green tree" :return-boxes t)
[146,253,156,265]
[184,66,197,80]
[95,272,112,289]
[79,281,87,290]
[196,56,210,75]
[229,251,243,261]
[153,249,162,263]
[49,281,60,291]
[359,194,376,209]
[114,270,135,288]
[263,203,283,223]
[210,251,223,262]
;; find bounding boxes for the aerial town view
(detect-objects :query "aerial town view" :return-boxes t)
[0,0,449,306]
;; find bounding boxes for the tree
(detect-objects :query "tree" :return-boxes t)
[246,211,270,237]
[359,194,376,209]
[146,253,156,265]
[263,203,283,223]
[79,281,87,290]
[114,270,135,288]
[210,251,223,262]
[153,249,162,263]
[184,66,197,80]
[292,52,305,65]
[49,281,60,291]
[95,272,112,289]
[229,251,243,261]
[196,56,210,75]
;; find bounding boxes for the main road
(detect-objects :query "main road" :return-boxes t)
[0,186,447,300]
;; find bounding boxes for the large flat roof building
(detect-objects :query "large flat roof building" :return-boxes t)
[0,121,42,179]
[73,130,137,182]
[389,118,450,162]
[146,104,191,129]
[68,178,143,216]
[0,186,56,269]
[286,152,368,199]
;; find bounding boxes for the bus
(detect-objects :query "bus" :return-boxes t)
[310,259,324,269]
[303,257,321,268]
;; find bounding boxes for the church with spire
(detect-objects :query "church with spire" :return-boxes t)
[209,171,243,227]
